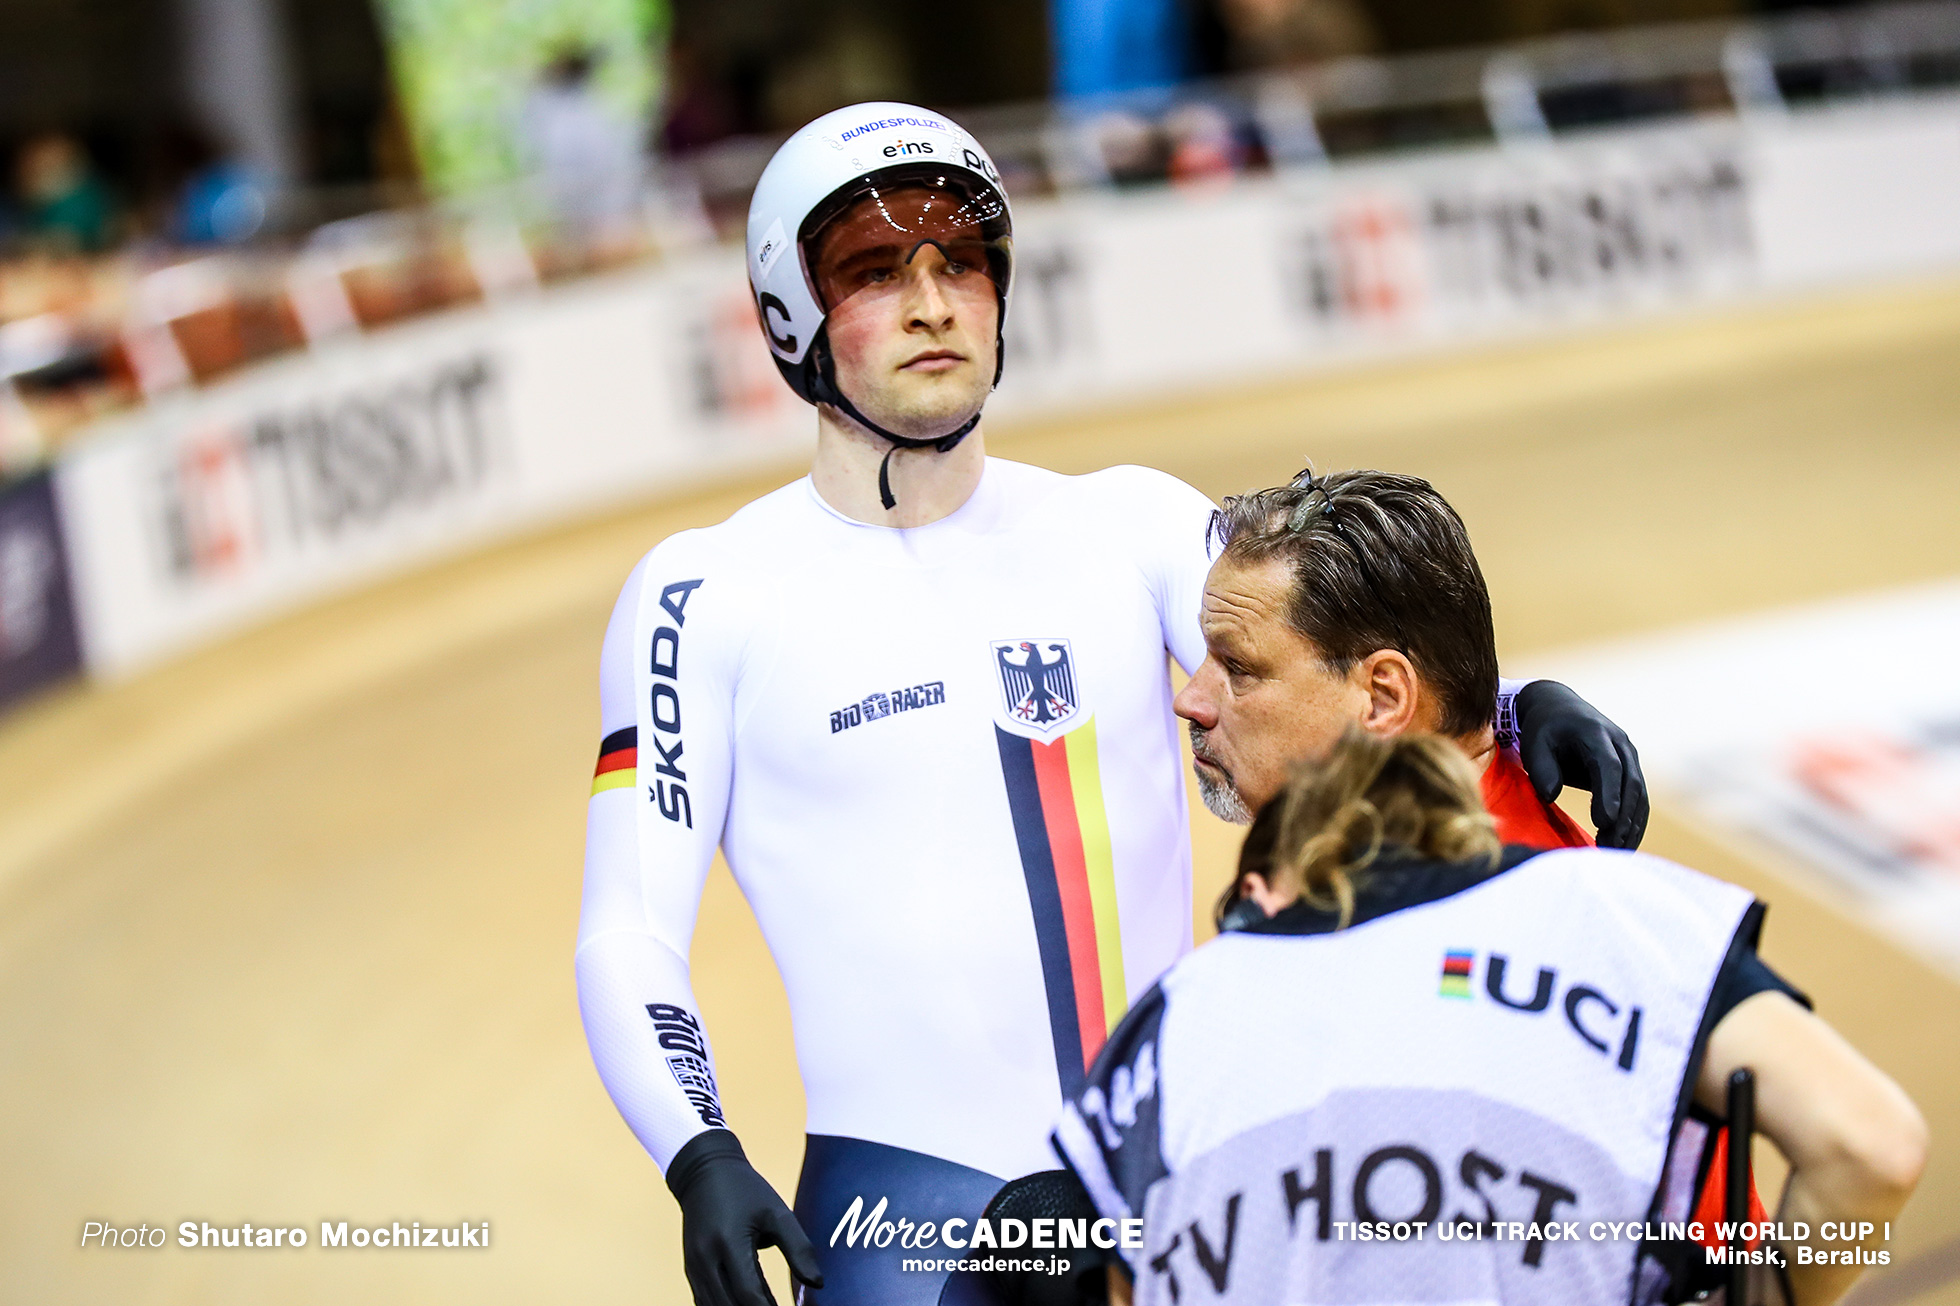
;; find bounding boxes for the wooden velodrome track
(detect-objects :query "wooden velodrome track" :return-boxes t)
[3,279,1958,1305]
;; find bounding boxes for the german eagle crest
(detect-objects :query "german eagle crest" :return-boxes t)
[992,638,1080,733]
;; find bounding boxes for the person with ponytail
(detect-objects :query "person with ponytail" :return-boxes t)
[1228,729,1502,929]
[1055,729,1924,1306]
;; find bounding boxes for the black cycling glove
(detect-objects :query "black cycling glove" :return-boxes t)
[1514,679,1649,850]
[667,1129,823,1306]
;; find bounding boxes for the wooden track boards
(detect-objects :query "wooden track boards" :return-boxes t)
[5,281,1959,1303]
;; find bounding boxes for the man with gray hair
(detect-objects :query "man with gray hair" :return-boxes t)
[1174,466,1638,863]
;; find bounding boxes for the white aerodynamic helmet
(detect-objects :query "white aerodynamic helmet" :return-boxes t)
[746,101,1013,487]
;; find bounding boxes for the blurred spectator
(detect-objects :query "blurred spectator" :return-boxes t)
[176,163,274,247]
[1214,0,1376,69]
[1053,0,1194,99]
[122,124,275,250]
[1093,110,1169,184]
[1164,100,1250,182]
[519,48,646,246]
[14,135,118,254]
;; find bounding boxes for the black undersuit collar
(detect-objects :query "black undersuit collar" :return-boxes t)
[1246,844,1546,937]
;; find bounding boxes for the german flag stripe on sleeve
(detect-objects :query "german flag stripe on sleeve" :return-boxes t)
[592,727,637,795]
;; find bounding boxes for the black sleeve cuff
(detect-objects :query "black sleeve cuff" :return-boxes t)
[1707,950,1811,1029]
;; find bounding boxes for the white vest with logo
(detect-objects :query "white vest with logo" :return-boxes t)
[1057,848,1757,1306]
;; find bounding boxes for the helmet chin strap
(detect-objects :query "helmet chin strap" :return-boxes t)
[808,334,985,512]
[851,399,980,514]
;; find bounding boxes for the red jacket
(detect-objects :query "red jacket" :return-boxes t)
[1481,745,1593,850]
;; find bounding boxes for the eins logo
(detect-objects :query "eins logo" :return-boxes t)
[881,139,935,158]
[1438,949,1644,1072]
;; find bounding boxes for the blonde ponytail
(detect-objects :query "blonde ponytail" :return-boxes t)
[1239,728,1500,928]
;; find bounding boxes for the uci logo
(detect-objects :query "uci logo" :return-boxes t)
[1439,950,1643,1072]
